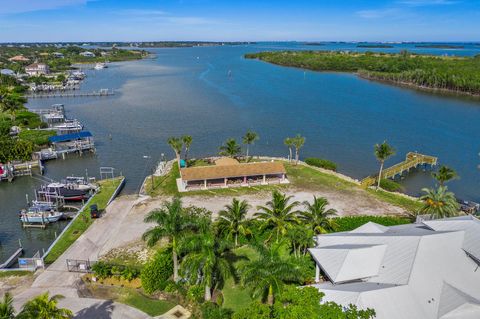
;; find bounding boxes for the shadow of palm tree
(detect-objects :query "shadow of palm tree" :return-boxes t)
[74,300,115,319]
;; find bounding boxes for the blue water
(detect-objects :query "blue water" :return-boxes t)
[1,42,480,260]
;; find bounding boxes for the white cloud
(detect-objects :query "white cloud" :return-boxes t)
[114,9,169,16]
[356,8,400,19]
[397,0,457,6]
[0,0,91,14]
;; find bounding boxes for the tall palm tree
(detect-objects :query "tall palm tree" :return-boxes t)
[219,138,241,158]
[242,130,259,161]
[0,292,15,319]
[374,141,395,190]
[240,241,303,305]
[255,190,300,243]
[284,137,293,162]
[142,197,193,282]
[218,198,251,247]
[182,135,193,162]
[420,186,459,218]
[287,225,314,258]
[17,293,73,319]
[291,134,305,165]
[167,137,183,168]
[180,229,236,301]
[432,165,458,186]
[300,196,338,234]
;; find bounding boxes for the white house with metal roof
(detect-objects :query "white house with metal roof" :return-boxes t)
[308,216,480,319]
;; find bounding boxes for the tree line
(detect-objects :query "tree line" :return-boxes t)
[246,50,480,95]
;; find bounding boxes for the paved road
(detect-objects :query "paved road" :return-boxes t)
[13,196,152,318]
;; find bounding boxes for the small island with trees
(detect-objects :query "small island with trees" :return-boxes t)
[245,50,480,96]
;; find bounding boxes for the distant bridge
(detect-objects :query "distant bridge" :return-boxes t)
[361,152,438,188]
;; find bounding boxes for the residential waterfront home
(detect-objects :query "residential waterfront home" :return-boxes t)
[25,63,50,76]
[308,216,480,319]
[8,55,29,62]
[0,69,15,76]
[80,51,95,58]
[52,52,64,58]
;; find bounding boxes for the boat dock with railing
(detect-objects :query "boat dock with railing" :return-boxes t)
[361,152,438,188]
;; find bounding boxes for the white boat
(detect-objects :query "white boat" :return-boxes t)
[20,205,63,224]
[94,63,107,70]
[64,176,98,191]
[53,120,83,133]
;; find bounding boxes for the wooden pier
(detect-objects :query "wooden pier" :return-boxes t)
[361,152,438,188]
[0,246,23,269]
[24,89,114,99]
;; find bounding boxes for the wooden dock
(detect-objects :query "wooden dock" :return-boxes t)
[0,247,23,269]
[361,152,438,188]
[24,89,114,99]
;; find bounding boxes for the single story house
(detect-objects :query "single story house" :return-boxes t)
[80,51,95,58]
[177,159,288,191]
[52,52,64,58]
[25,63,50,76]
[0,69,15,76]
[8,55,29,62]
[308,216,480,319]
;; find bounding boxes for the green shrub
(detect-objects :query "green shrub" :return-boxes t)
[18,129,56,146]
[305,157,337,171]
[121,267,140,281]
[187,285,204,304]
[92,261,112,279]
[333,216,410,232]
[141,249,173,294]
[379,178,403,192]
[200,303,233,319]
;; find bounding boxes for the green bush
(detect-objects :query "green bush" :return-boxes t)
[305,157,337,171]
[379,178,403,192]
[121,267,141,281]
[187,285,204,304]
[201,303,233,319]
[18,129,56,146]
[92,261,112,279]
[333,216,410,232]
[141,249,173,294]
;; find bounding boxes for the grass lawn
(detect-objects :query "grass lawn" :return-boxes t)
[84,283,175,316]
[18,129,56,146]
[0,270,33,278]
[367,188,423,213]
[44,177,124,264]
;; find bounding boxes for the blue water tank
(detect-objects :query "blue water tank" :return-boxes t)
[180,159,187,168]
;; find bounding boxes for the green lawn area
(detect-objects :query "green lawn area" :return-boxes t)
[44,177,124,264]
[18,129,56,147]
[367,188,423,213]
[120,288,175,316]
[0,270,33,278]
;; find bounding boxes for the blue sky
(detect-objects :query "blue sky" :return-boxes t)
[0,0,479,42]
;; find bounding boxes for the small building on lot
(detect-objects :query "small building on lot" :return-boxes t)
[52,52,64,58]
[80,51,95,58]
[177,159,288,191]
[25,63,50,76]
[0,69,15,76]
[8,55,29,62]
[308,216,480,319]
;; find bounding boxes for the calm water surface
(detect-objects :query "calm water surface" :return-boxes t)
[1,42,480,260]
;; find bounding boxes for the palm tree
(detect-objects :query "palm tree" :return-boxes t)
[180,229,236,301]
[374,141,395,190]
[182,135,193,162]
[291,134,305,165]
[219,138,241,158]
[218,198,251,247]
[142,197,193,282]
[284,137,293,162]
[0,292,15,319]
[255,190,300,243]
[0,93,24,121]
[167,137,183,168]
[300,196,338,234]
[420,186,459,218]
[287,225,314,258]
[432,165,458,186]
[17,293,73,319]
[242,130,259,161]
[240,241,303,305]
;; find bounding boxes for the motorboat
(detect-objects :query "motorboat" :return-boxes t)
[46,182,88,201]
[64,176,98,191]
[94,62,107,70]
[19,204,63,223]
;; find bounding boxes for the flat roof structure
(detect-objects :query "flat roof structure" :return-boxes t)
[180,161,286,182]
[308,215,480,319]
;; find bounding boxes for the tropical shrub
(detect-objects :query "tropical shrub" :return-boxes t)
[141,249,173,294]
[305,157,337,171]
[200,303,233,319]
[379,178,402,192]
[91,261,112,279]
[187,285,204,304]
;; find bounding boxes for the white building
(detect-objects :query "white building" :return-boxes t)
[25,63,50,76]
[80,51,95,57]
[309,216,480,319]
